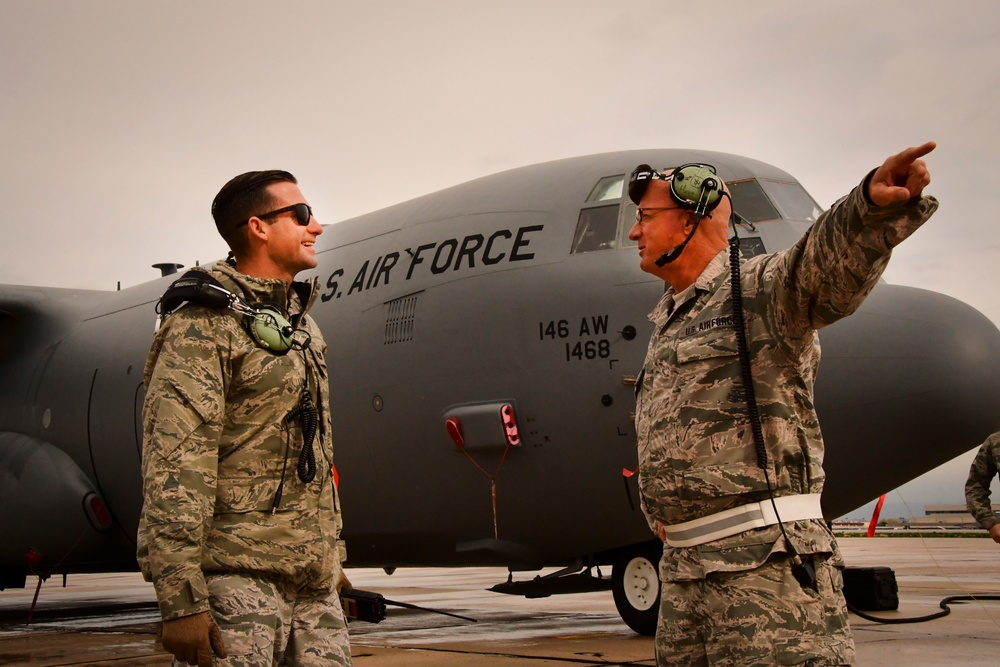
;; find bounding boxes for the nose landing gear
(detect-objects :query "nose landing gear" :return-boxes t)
[612,542,662,636]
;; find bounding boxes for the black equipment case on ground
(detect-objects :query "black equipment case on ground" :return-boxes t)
[841,565,899,611]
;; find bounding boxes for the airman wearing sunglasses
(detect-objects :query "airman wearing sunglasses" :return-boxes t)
[629,144,938,667]
[138,171,352,666]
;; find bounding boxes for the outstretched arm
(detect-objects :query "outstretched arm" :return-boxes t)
[760,141,939,341]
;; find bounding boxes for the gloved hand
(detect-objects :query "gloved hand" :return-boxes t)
[161,611,227,667]
[337,570,353,593]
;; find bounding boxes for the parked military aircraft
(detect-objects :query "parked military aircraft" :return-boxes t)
[2,149,999,634]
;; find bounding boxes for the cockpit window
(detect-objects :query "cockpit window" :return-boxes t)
[619,201,638,248]
[759,180,822,221]
[725,178,822,224]
[571,204,619,253]
[586,175,625,202]
[573,173,819,256]
[728,179,781,223]
[573,174,630,254]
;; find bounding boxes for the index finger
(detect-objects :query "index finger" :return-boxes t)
[892,141,937,166]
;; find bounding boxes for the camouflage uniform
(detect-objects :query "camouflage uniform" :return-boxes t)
[635,179,938,665]
[138,261,351,666]
[965,432,1000,531]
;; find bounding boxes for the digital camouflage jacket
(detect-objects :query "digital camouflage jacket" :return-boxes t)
[137,261,344,620]
[965,432,1000,530]
[635,180,938,582]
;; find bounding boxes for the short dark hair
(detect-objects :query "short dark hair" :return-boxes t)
[211,170,297,257]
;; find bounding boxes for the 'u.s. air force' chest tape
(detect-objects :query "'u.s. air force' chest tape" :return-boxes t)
[662,494,824,548]
[155,270,296,354]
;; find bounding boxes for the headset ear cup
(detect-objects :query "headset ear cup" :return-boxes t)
[671,164,723,211]
[246,304,293,353]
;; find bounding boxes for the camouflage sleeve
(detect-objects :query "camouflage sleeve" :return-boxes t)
[140,307,229,620]
[763,177,939,340]
[965,434,1000,530]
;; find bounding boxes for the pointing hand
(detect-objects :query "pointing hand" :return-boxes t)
[868,141,935,206]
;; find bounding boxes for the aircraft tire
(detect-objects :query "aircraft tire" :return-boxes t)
[612,543,662,636]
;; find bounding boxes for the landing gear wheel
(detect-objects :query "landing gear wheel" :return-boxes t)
[612,543,662,636]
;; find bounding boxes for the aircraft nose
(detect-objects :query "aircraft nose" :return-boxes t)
[816,283,1000,519]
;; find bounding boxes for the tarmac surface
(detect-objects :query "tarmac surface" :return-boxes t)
[1,537,999,666]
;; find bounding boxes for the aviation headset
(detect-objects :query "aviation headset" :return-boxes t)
[155,270,299,354]
[628,163,726,266]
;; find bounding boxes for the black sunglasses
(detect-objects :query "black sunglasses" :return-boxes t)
[241,203,313,227]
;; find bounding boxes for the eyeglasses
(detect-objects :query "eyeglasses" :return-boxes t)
[240,203,313,227]
[634,206,683,223]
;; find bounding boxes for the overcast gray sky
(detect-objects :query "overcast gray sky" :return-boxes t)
[2,0,998,520]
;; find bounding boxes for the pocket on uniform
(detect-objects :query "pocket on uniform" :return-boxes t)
[679,461,772,502]
[827,561,844,593]
[144,380,219,460]
[675,327,738,364]
[218,621,274,660]
[675,413,797,495]
[166,375,223,426]
[215,477,280,513]
[773,634,852,665]
[637,458,681,522]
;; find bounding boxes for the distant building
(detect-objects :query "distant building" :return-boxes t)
[906,504,1000,529]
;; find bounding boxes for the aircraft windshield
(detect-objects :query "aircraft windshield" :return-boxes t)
[571,175,820,255]
[572,175,628,253]
[571,204,619,253]
[586,175,624,202]
[758,180,822,221]
[728,180,780,223]
[729,179,821,223]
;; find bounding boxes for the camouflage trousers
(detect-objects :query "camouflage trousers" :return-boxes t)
[177,573,352,667]
[656,553,855,666]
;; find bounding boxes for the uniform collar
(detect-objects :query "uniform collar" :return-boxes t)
[648,248,730,327]
[210,260,319,316]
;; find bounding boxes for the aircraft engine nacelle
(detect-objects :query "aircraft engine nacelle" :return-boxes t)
[0,431,113,588]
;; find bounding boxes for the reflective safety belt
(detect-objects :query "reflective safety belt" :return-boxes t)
[662,493,824,548]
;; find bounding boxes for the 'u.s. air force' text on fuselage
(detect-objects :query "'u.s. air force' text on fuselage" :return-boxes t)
[320,225,544,302]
